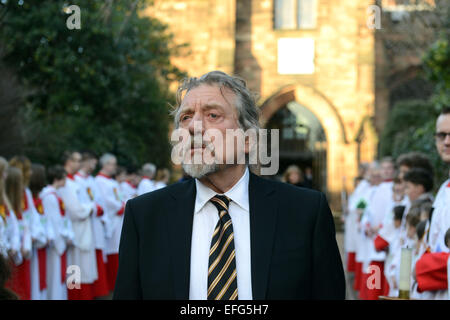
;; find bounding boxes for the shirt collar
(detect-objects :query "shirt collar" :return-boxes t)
[194,167,250,214]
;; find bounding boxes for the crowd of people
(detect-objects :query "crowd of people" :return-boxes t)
[343,107,450,300]
[0,151,170,300]
[1,108,449,300]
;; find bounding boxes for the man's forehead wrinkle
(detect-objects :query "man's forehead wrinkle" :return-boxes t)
[180,97,230,112]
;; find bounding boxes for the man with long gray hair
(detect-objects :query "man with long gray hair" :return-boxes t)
[114,71,345,300]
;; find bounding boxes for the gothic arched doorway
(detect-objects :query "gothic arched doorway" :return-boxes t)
[265,101,327,192]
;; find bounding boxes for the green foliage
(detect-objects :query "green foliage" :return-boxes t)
[0,0,185,168]
[423,35,450,110]
[379,32,450,187]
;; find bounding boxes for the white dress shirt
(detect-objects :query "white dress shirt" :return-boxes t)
[189,167,253,300]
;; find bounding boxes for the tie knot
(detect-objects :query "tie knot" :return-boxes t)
[210,195,230,212]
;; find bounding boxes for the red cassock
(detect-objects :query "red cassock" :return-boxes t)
[354,262,363,291]
[347,252,356,273]
[34,197,47,292]
[6,197,32,300]
[7,258,31,300]
[374,235,389,252]
[91,204,110,298]
[416,252,449,293]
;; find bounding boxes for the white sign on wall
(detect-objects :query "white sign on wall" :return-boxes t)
[277,38,315,75]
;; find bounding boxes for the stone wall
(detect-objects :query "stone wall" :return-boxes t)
[144,0,379,211]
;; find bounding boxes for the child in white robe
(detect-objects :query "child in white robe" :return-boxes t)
[41,165,74,300]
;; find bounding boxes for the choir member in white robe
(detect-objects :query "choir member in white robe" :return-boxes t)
[363,157,397,300]
[136,163,156,196]
[428,179,450,253]
[355,162,382,298]
[115,166,136,202]
[58,151,97,300]
[94,153,124,292]
[22,188,48,300]
[75,151,110,298]
[382,206,405,297]
[4,166,33,300]
[345,177,370,271]
[30,163,58,300]
[120,180,136,202]
[40,166,74,300]
[9,156,48,300]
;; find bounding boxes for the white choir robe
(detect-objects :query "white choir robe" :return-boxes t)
[23,188,48,300]
[120,181,137,203]
[5,209,21,263]
[355,184,379,273]
[94,174,124,256]
[428,179,449,252]
[383,226,401,297]
[365,182,394,265]
[41,186,70,300]
[35,196,56,300]
[421,187,450,300]
[345,180,370,253]
[153,181,167,191]
[58,177,98,285]
[75,173,108,253]
[388,230,416,298]
[137,178,155,196]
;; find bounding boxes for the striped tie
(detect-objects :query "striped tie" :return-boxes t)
[207,195,238,300]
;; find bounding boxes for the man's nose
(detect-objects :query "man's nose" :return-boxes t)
[187,114,205,136]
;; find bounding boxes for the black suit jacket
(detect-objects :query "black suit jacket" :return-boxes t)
[113,172,345,300]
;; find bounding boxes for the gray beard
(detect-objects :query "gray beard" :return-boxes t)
[182,163,219,179]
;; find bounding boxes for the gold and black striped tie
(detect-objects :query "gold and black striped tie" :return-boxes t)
[207,195,238,300]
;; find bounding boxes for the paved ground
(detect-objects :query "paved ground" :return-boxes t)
[336,231,358,300]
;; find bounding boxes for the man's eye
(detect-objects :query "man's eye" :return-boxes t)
[209,113,218,119]
[181,115,191,121]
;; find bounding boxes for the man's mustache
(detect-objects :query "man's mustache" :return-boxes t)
[183,135,216,150]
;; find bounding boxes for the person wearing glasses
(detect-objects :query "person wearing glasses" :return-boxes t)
[428,108,450,254]
[415,107,450,300]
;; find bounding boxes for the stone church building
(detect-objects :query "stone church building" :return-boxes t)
[144,0,437,210]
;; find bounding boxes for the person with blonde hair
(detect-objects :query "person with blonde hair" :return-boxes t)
[282,165,305,188]
[9,156,47,300]
[5,166,32,300]
[0,157,20,264]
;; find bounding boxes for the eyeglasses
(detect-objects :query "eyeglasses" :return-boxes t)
[434,132,450,141]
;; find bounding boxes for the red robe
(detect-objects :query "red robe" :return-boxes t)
[416,252,449,293]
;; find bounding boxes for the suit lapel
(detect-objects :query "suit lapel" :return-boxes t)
[248,172,278,300]
[167,179,196,299]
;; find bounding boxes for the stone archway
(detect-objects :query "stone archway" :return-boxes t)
[260,84,351,209]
